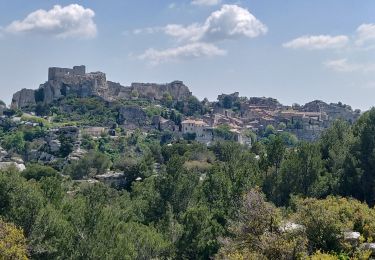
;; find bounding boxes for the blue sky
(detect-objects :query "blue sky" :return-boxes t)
[0,0,374,110]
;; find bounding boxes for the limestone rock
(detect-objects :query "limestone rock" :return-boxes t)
[248,97,283,110]
[118,106,147,127]
[0,162,26,172]
[302,100,360,123]
[130,81,191,101]
[11,88,36,109]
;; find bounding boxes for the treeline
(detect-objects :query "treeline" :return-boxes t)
[2,109,375,259]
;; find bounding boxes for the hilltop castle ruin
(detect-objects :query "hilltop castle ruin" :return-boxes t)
[11,65,192,109]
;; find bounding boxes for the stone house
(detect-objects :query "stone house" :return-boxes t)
[182,119,208,135]
[181,119,213,144]
[229,129,252,147]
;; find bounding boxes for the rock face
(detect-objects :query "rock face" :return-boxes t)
[118,106,147,128]
[11,88,36,109]
[0,103,5,116]
[302,100,360,123]
[11,66,192,109]
[130,81,191,101]
[248,97,283,109]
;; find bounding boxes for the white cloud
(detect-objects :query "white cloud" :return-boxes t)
[5,4,97,38]
[324,58,375,73]
[355,23,375,46]
[133,27,163,35]
[164,24,203,41]
[201,4,267,41]
[136,5,266,64]
[138,42,226,64]
[191,0,221,6]
[283,35,349,50]
[136,5,267,42]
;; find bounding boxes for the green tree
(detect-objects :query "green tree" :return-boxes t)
[266,135,285,173]
[319,120,353,194]
[177,205,224,259]
[3,131,26,154]
[162,92,173,108]
[29,205,75,259]
[276,142,325,205]
[348,108,375,204]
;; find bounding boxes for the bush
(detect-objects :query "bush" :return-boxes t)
[0,219,28,260]
[22,164,59,181]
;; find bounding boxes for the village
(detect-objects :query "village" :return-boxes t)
[0,66,361,186]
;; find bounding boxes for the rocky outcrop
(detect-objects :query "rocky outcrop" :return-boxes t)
[248,97,283,109]
[302,100,360,123]
[118,106,147,128]
[11,66,192,109]
[130,81,191,101]
[0,102,5,116]
[11,88,36,109]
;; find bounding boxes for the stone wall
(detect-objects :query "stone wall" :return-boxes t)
[48,65,86,81]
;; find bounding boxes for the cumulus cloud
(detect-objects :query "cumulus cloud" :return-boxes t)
[324,58,375,73]
[191,0,221,6]
[135,5,267,42]
[5,4,97,38]
[355,23,375,46]
[168,5,267,42]
[138,42,226,64]
[136,5,266,64]
[283,35,349,50]
[201,4,267,41]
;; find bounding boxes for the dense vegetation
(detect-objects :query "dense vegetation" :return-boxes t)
[2,105,375,259]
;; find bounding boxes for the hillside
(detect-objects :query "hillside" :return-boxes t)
[1,66,374,259]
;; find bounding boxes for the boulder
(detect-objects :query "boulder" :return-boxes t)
[280,221,305,233]
[0,162,26,172]
[343,231,361,246]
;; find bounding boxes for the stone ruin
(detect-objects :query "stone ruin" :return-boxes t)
[11,65,192,109]
[48,65,86,81]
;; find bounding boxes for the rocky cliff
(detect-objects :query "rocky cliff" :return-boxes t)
[11,66,192,109]
[302,100,360,123]
[11,88,37,109]
[130,81,191,101]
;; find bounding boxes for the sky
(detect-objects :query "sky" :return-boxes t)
[0,0,375,110]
